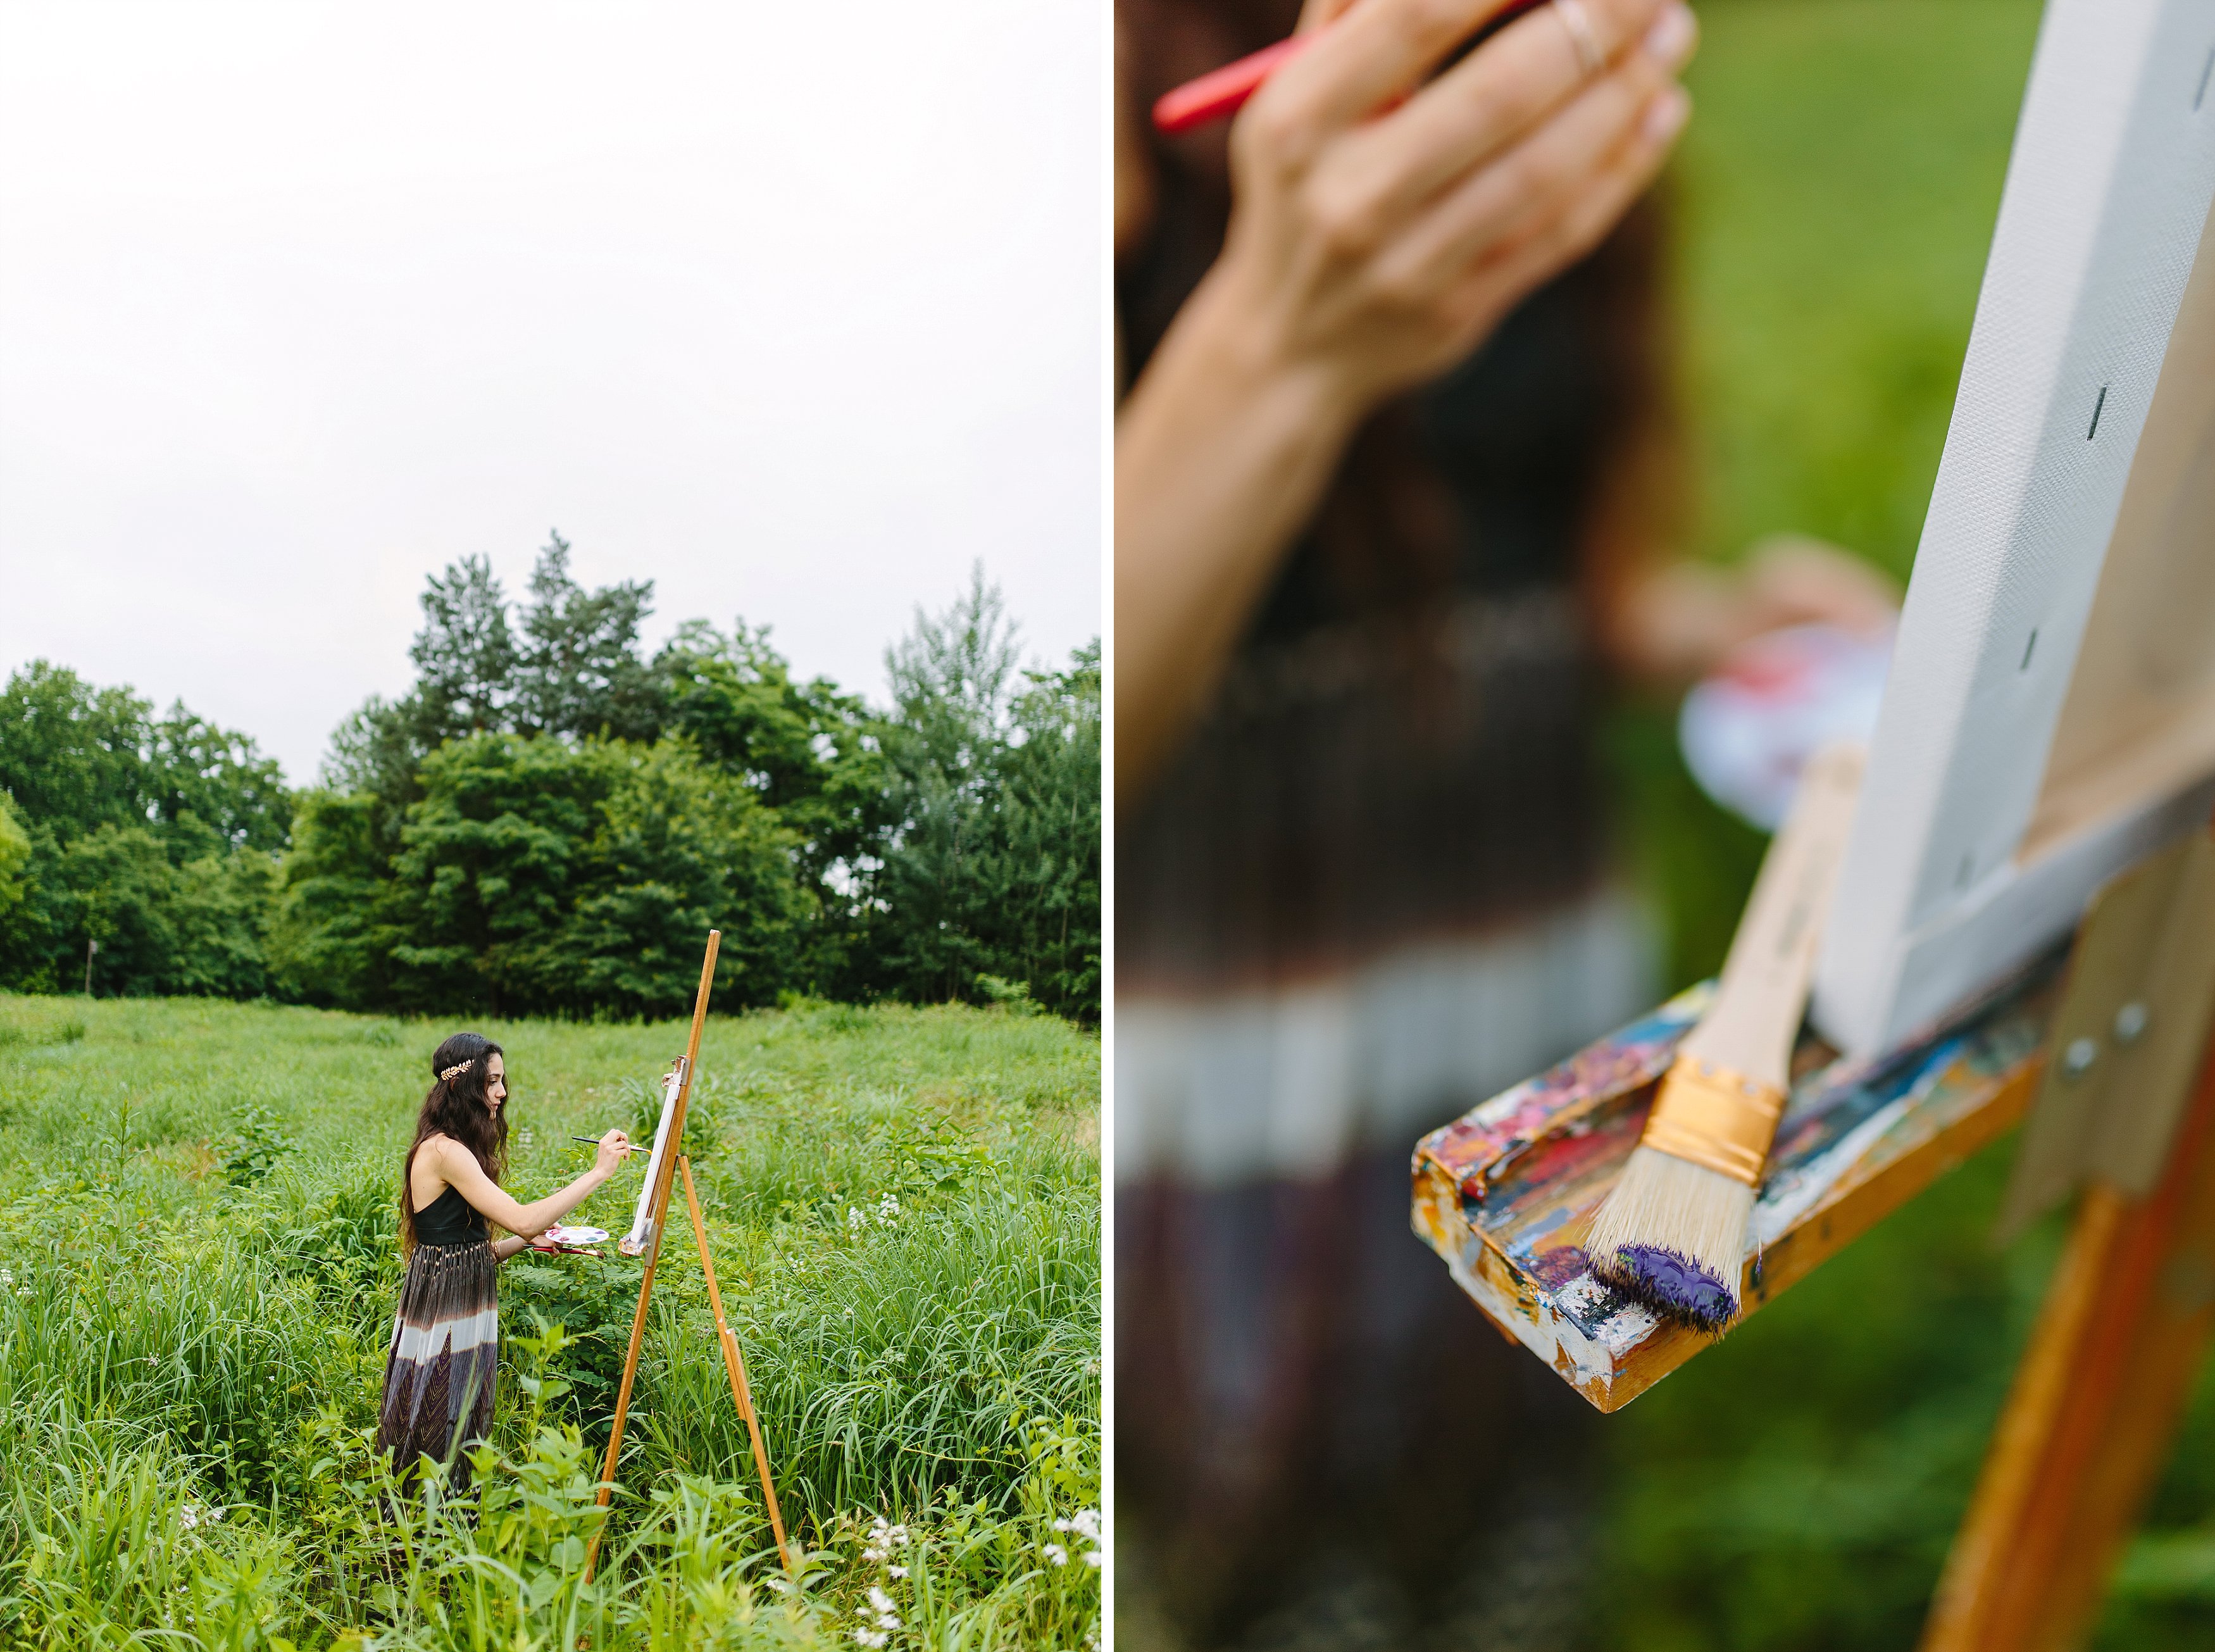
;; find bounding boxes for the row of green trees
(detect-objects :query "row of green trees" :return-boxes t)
[0,539,1099,1020]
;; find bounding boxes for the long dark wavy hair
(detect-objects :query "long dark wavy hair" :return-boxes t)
[399,1031,508,1254]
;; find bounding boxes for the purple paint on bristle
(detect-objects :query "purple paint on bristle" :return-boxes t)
[1600,1245,1737,1332]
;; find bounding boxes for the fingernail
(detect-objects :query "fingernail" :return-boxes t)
[1644,4,1697,70]
[1642,85,1691,144]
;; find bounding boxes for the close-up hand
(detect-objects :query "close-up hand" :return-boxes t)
[595,1129,633,1176]
[1206,0,1697,425]
[1116,0,1700,796]
[1606,532,1903,684]
[1735,532,1901,641]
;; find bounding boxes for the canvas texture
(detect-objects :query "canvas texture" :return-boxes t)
[1813,0,2215,1056]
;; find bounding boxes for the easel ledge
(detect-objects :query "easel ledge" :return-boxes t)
[1411,949,2064,1412]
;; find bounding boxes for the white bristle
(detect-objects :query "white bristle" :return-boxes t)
[1584,1147,1754,1317]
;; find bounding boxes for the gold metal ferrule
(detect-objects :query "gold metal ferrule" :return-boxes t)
[1640,1054,1787,1187]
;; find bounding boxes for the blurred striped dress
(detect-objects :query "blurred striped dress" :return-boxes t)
[377,1185,499,1491]
[1118,0,1676,1640]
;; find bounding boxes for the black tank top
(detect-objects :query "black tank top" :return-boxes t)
[412,1183,489,1247]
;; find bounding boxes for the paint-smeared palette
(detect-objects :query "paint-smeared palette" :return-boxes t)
[537,1224,609,1253]
[1410,950,2062,1411]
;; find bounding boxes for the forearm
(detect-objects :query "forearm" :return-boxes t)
[491,1234,533,1262]
[1601,537,1903,685]
[1603,562,1744,685]
[504,1167,614,1239]
[1114,270,1357,805]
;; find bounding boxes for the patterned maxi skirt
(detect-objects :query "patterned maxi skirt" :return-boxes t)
[377,1241,499,1492]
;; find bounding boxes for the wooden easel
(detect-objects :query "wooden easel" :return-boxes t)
[580,930,797,1582]
[1921,833,2215,1651]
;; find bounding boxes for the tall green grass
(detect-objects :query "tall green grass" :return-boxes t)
[0,991,1100,1648]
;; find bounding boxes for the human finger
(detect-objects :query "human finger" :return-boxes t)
[1295,0,1363,31]
[1332,0,1676,228]
[1390,34,1686,294]
[1254,0,1521,147]
[1451,83,1686,322]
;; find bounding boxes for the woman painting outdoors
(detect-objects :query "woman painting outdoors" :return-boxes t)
[1116,0,1896,1640]
[378,1031,630,1491]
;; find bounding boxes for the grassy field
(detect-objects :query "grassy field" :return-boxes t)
[0,989,1099,1649]
[1599,3,2215,1648]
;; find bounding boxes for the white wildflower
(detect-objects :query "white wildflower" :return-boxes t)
[1042,1542,1068,1567]
[846,1206,868,1236]
[888,1563,908,1578]
[1069,1508,1101,1542]
[1084,1549,1102,1567]
[863,1513,912,1564]
[0,1268,12,1286]
[853,1593,899,1641]
[876,1193,899,1223]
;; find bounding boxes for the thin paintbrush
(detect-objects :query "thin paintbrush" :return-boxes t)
[1584,740,1865,1330]
[571,1136,642,1159]
[1150,1,1552,135]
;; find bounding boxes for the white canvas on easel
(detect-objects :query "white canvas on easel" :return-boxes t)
[1813,0,2215,1059]
[619,1063,685,1255]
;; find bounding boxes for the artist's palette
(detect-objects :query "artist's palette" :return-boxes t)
[538,1224,608,1251]
[1679,623,1892,829]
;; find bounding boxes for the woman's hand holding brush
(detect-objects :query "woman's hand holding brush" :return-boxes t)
[1116,0,1698,799]
[574,1131,635,1172]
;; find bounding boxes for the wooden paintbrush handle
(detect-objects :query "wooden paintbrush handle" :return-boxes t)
[1682,742,1866,1088]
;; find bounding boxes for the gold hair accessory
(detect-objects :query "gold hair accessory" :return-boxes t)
[439,1062,472,1082]
[1553,0,1605,77]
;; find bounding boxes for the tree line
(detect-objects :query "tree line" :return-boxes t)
[0,538,1099,1022]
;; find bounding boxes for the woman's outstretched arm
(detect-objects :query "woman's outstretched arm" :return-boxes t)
[1116,0,1695,801]
[428,1129,630,1251]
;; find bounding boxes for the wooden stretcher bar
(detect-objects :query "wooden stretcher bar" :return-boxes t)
[1410,949,2066,1411]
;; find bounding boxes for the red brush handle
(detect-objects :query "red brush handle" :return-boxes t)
[1150,1,1551,136]
[1152,36,1310,135]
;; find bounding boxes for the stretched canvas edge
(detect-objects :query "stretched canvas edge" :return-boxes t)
[1814,0,2215,1056]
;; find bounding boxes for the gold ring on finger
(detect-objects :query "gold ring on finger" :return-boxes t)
[1552,0,1606,78]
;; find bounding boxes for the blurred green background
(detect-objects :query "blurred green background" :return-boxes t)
[1600,2,2215,1646]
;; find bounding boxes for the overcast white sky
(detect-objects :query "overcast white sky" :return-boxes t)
[0,0,1102,784]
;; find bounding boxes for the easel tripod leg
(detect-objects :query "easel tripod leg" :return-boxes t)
[1921,1025,2215,1652]
[582,932,723,1586]
[582,1206,663,1584]
[680,1155,797,1573]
